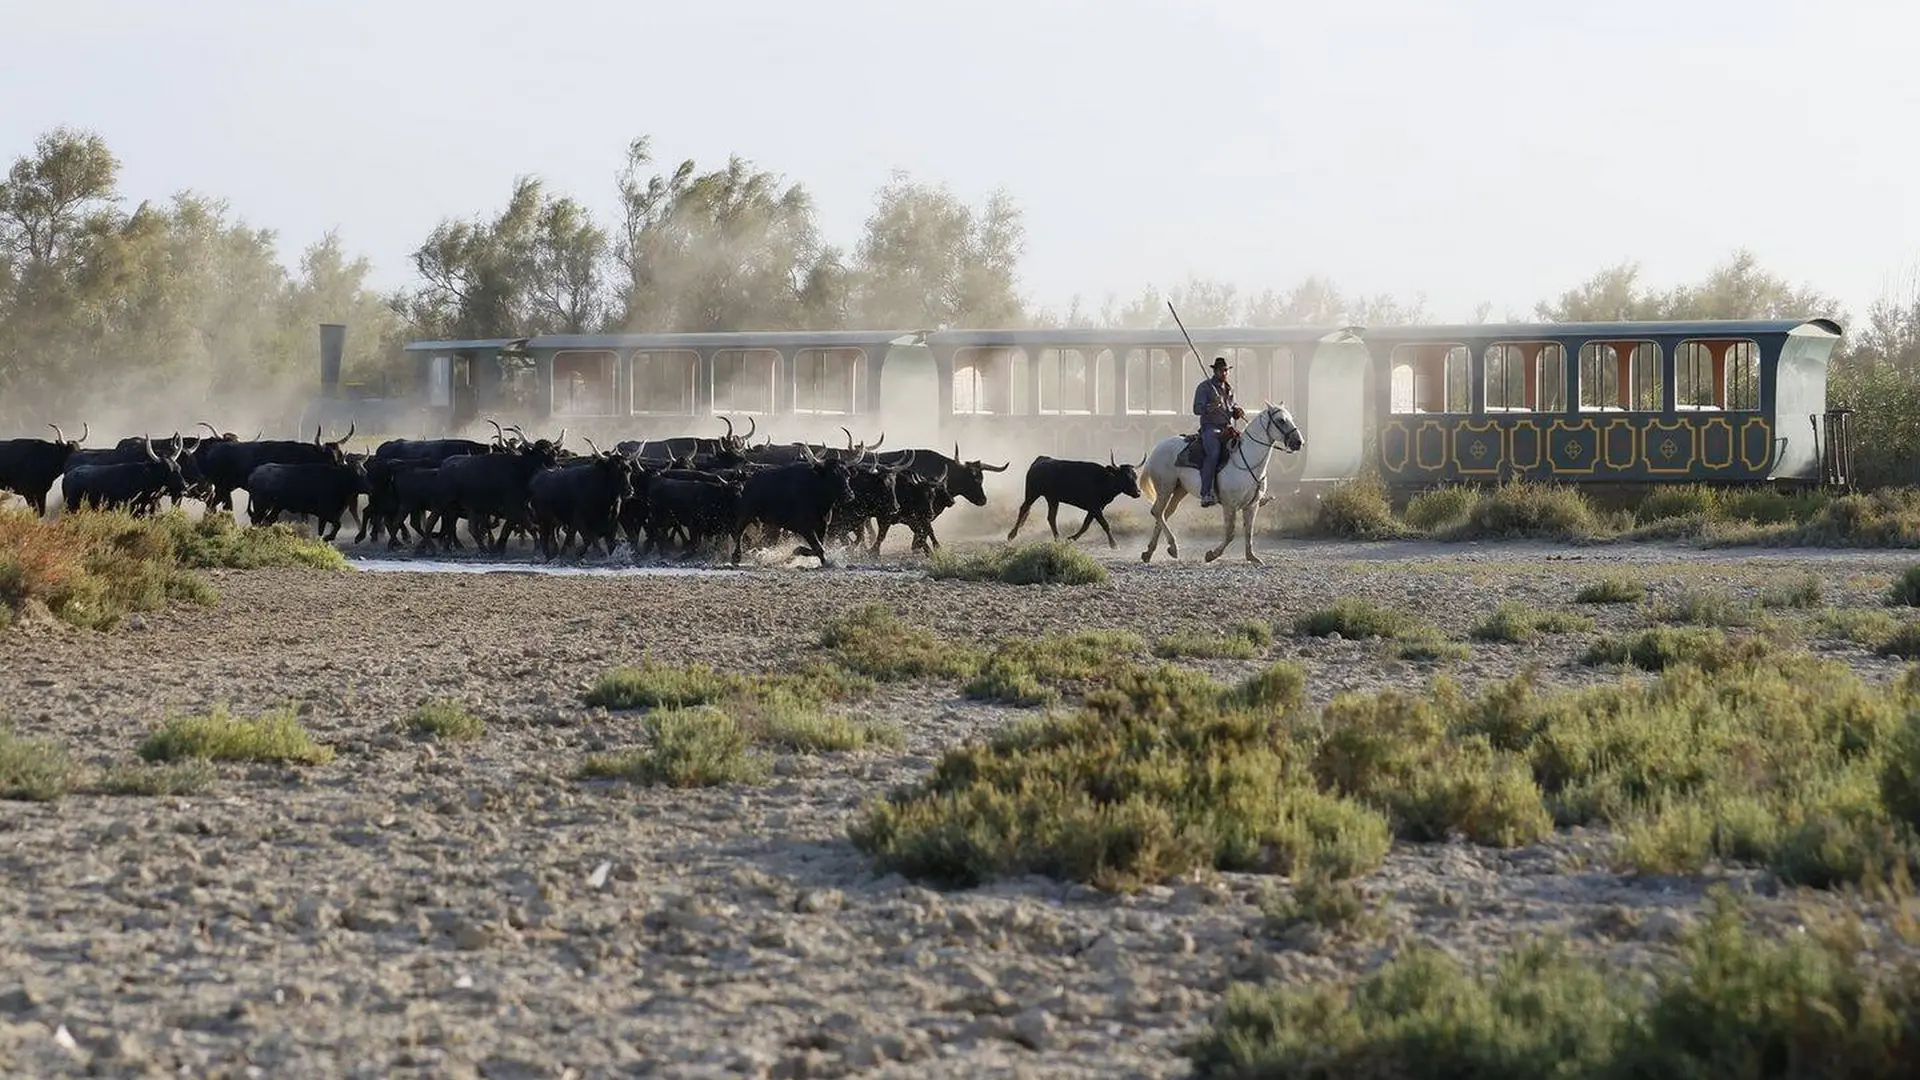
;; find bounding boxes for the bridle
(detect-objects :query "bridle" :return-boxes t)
[1227,406,1299,474]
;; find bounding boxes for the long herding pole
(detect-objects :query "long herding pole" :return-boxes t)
[1168,301,1226,412]
[1168,301,1209,381]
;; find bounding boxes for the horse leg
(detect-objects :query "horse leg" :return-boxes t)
[1242,502,1261,564]
[1205,498,1237,563]
[1141,492,1168,562]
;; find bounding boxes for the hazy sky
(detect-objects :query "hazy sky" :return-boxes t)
[7,0,1916,326]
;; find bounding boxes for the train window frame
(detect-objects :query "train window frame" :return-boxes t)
[1387,343,1471,414]
[1036,347,1096,415]
[1577,340,1660,412]
[549,349,620,418]
[711,348,780,415]
[1674,338,1761,412]
[629,349,700,415]
[952,347,1023,415]
[792,347,863,416]
[1123,348,1183,415]
[1483,341,1567,413]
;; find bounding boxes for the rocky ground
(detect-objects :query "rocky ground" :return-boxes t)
[3,530,1919,1079]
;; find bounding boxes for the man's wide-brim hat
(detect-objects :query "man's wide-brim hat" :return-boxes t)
[1211,357,1231,370]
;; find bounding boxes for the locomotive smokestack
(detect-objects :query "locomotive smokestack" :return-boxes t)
[318,323,346,398]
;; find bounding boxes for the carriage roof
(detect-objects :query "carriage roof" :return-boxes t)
[1357,318,1844,343]
[520,330,928,351]
[923,326,1364,349]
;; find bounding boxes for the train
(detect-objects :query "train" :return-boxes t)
[308,316,1855,495]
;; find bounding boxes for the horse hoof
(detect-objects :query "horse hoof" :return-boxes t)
[1205,549,1221,563]
[1246,554,1263,565]
[1140,551,1152,563]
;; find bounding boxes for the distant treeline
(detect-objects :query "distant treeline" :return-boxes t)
[2,126,1917,483]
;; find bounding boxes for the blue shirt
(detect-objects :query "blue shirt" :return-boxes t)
[1194,377,1235,428]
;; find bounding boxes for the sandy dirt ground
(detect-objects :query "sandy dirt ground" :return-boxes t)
[4,531,1919,1079]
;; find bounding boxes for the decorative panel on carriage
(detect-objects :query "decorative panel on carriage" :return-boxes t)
[1366,319,1843,489]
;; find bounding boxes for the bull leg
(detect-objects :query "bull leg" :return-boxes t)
[1046,498,1061,539]
[1067,508,1111,547]
[1006,494,1039,541]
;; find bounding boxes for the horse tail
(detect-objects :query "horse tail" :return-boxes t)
[1138,470,1156,504]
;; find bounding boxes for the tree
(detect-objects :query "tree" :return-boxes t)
[847,172,1025,329]
[611,138,836,332]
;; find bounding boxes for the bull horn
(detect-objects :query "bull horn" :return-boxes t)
[342,422,355,444]
[253,429,264,441]
[77,422,87,445]
[487,419,505,443]
[1110,448,1117,468]
[314,425,323,445]
[898,449,917,470]
[169,431,184,461]
[142,435,158,462]
[954,441,961,462]
[583,435,602,457]
[982,460,1009,472]
[721,416,735,439]
[795,441,819,464]
[555,427,566,448]
[47,423,64,444]
[742,415,755,441]
[841,426,854,451]
[199,421,221,440]
[869,431,884,450]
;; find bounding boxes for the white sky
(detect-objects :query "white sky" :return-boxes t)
[7,0,1917,326]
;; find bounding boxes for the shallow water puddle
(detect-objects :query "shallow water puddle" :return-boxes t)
[345,557,919,578]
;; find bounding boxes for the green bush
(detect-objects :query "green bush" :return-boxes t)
[1575,576,1646,604]
[1308,472,1405,540]
[928,540,1108,585]
[817,604,983,681]
[1888,566,1920,607]
[577,707,768,787]
[1403,486,1478,533]
[0,725,73,801]
[584,660,738,709]
[964,630,1147,707]
[1294,599,1413,640]
[1447,480,1602,541]
[1153,620,1275,659]
[405,700,485,742]
[1189,890,1920,1080]
[137,706,334,766]
[1471,600,1594,643]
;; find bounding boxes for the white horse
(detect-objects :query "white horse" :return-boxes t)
[1137,402,1304,565]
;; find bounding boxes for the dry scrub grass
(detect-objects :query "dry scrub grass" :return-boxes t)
[0,507,344,631]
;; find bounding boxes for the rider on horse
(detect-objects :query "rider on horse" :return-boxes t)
[1193,356,1245,507]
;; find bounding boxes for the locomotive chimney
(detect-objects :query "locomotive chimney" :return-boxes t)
[318,323,346,398]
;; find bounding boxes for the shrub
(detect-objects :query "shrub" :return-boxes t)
[1308,472,1405,540]
[137,706,334,766]
[1471,600,1594,643]
[1294,599,1411,640]
[928,541,1108,585]
[1876,622,1920,660]
[1758,572,1823,609]
[1447,480,1602,541]
[578,707,769,787]
[93,760,216,797]
[1189,890,1920,1080]
[1259,863,1388,941]
[1661,587,1759,628]
[1394,634,1472,662]
[1575,576,1646,604]
[1636,484,1722,524]
[0,725,73,801]
[1581,626,1763,672]
[729,689,904,752]
[853,662,1394,892]
[1403,486,1478,533]
[1888,566,1920,608]
[1153,620,1275,660]
[0,507,344,632]
[818,604,983,681]
[964,629,1147,706]
[405,700,485,742]
[584,660,738,709]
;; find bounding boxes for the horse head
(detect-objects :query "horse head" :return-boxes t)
[1261,399,1303,453]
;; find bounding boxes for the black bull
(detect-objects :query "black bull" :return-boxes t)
[61,440,187,514]
[529,453,638,560]
[0,423,88,515]
[733,455,857,566]
[245,460,371,541]
[868,444,1008,507]
[1006,454,1144,549]
[198,426,355,513]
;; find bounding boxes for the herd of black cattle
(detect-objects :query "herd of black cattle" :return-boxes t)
[0,419,1151,566]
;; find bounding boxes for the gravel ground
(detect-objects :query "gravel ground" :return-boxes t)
[3,531,1919,1079]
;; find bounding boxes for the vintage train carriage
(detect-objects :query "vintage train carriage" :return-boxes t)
[403,330,926,443]
[921,326,1370,482]
[1364,318,1847,489]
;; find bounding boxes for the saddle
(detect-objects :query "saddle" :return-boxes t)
[1175,428,1239,475]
